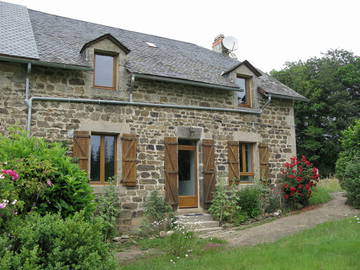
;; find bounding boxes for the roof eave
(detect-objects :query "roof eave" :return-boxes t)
[263,91,309,102]
[0,54,92,71]
[132,72,241,92]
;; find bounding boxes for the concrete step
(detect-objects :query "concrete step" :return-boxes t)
[176,213,214,222]
[175,212,221,233]
[181,220,220,230]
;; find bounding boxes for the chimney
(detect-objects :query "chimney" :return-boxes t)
[212,34,227,54]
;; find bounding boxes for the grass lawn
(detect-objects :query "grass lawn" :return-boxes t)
[309,177,343,205]
[120,217,360,270]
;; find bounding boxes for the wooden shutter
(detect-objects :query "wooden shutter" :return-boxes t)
[121,134,138,187]
[202,139,216,209]
[228,141,240,185]
[73,131,90,173]
[164,137,178,209]
[259,143,270,180]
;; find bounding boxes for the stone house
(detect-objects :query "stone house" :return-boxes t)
[0,2,306,230]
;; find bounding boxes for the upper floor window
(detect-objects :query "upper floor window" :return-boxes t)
[235,75,251,107]
[94,53,116,89]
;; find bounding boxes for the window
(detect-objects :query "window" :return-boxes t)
[90,134,117,183]
[94,53,116,89]
[239,143,254,182]
[235,75,251,107]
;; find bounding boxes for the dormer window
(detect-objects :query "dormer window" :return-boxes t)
[235,75,252,107]
[94,53,116,89]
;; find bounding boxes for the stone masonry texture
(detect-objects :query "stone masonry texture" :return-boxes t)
[0,61,297,231]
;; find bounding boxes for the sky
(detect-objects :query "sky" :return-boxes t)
[5,0,360,72]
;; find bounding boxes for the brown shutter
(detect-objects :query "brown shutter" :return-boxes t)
[73,131,90,173]
[202,139,216,209]
[228,141,240,185]
[164,137,178,209]
[121,134,138,187]
[259,143,270,180]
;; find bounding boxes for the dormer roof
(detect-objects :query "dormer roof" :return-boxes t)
[80,33,130,54]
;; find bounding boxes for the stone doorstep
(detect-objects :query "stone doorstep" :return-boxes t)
[175,212,222,233]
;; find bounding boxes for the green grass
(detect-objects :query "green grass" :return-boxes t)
[119,217,360,270]
[309,178,343,205]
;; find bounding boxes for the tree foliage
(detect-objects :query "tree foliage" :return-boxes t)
[271,49,360,175]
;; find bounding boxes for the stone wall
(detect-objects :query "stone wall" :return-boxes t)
[0,61,297,231]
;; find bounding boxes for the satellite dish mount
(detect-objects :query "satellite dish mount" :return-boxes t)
[222,36,239,54]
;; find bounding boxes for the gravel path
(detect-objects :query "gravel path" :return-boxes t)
[117,192,358,263]
[202,192,358,246]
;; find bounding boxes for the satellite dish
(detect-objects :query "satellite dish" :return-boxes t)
[222,36,239,52]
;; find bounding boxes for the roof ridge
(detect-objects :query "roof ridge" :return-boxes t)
[28,8,200,47]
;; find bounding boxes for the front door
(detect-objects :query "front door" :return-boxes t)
[178,144,197,208]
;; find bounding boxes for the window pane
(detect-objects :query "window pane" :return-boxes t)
[90,135,101,181]
[246,144,252,172]
[239,144,243,172]
[240,175,254,182]
[95,54,114,87]
[235,78,247,103]
[104,136,115,181]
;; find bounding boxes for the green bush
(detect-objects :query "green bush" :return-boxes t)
[0,212,118,270]
[0,129,95,217]
[94,180,121,240]
[236,186,262,218]
[336,119,360,186]
[143,191,174,223]
[341,159,360,208]
[208,180,240,224]
[140,191,174,236]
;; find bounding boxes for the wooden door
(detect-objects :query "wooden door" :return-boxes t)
[178,145,198,208]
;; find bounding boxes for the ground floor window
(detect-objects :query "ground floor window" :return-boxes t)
[90,134,116,183]
[239,143,254,182]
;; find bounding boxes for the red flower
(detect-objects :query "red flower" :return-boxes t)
[297,184,303,189]
[284,162,290,168]
[290,191,295,197]
[305,161,312,167]
[305,184,310,190]
[283,184,289,189]
[290,187,296,192]
[284,194,289,199]
[296,176,303,183]
[301,155,307,162]
[288,174,296,179]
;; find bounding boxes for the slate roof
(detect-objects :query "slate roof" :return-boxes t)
[0,2,39,59]
[0,1,306,101]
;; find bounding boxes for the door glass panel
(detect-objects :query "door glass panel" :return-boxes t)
[104,136,115,181]
[178,150,195,196]
[90,135,101,181]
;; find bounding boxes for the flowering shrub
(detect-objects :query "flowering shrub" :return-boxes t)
[0,169,24,229]
[0,129,95,218]
[282,155,320,208]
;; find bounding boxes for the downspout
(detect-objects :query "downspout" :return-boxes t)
[129,74,135,102]
[260,93,272,112]
[24,63,32,135]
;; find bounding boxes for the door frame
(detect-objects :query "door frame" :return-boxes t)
[178,144,198,208]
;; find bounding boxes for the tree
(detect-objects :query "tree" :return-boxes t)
[271,49,360,176]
